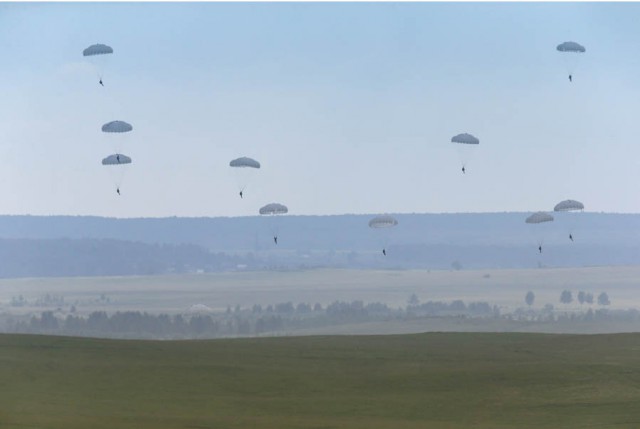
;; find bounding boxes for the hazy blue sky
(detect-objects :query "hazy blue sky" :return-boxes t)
[1,2,640,218]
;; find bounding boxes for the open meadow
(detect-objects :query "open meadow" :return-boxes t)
[2,332,640,429]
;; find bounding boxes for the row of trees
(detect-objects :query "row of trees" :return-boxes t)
[525,291,610,307]
[3,297,498,339]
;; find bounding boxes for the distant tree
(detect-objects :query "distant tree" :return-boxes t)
[577,291,586,305]
[252,304,263,314]
[275,302,294,314]
[560,290,573,305]
[313,303,323,312]
[598,292,610,306]
[407,294,420,307]
[451,260,463,271]
[584,293,594,305]
[525,291,535,307]
[296,303,311,314]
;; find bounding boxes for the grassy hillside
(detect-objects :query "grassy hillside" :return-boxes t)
[2,333,640,428]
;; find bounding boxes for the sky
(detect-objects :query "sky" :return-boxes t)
[1,2,640,218]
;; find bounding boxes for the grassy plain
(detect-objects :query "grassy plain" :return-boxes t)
[2,332,640,428]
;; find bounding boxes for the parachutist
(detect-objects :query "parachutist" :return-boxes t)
[538,245,542,254]
[274,236,278,245]
[239,190,243,199]
[568,74,572,82]
[99,79,104,86]
[462,166,466,174]
[569,234,573,241]
[382,249,386,256]
[116,188,120,196]
[116,154,120,163]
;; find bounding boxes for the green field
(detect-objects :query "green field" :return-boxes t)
[2,332,640,428]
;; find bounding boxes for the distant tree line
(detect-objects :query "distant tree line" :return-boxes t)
[3,297,499,339]
[524,291,611,308]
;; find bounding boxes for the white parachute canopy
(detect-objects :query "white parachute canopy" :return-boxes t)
[230,157,261,197]
[554,199,584,212]
[556,41,586,53]
[369,215,398,255]
[369,215,398,229]
[554,200,584,241]
[451,133,480,145]
[259,203,288,243]
[102,121,133,154]
[102,120,133,133]
[556,41,586,78]
[101,153,132,192]
[101,154,132,165]
[260,203,288,215]
[230,157,261,169]
[525,212,554,248]
[83,43,113,84]
[451,133,479,172]
[83,44,114,57]
[526,212,554,224]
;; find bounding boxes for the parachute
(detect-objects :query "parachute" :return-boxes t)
[101,154,132,165]
[83,43,113,85]
[451,133,479,173]
[83,44,114,57]
[101,120,133,154]
[556,41,586,80]
[526,212,554,251]
[553,200,584,212]
[230,157,261,198]
[369,215,398,256]
[554,200,584,241]
[230,157,261,169]
[102,121,133,133]
[556,41,586,53]
[525,212,554,224]
[451,133,480,145]
[369,215,398,229]
[101,153,132,194]
[260,203,288,244]
[259,203,288,215]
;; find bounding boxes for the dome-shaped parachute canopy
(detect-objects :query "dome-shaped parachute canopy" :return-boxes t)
[230,157,261,169]
[526,212,554,224]
[451,133,480,145]
[369,215,398,229]
[102,154,132,165]
[83,44,114,57]
[102,121,133,133]
[554,200,584,212]
[259,203,288,215]
[556,41,586,53]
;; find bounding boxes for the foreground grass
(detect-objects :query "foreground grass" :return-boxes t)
[2,333,640,428]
